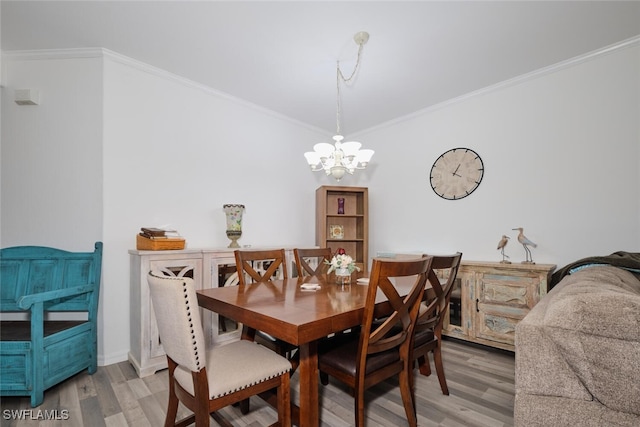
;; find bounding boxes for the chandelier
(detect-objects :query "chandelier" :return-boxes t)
[304,31,374,181]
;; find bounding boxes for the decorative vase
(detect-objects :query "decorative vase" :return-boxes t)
[335,268,351,285]
[337,197,345,214]
[223,204,245,248]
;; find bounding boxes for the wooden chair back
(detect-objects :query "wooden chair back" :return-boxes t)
[234,249,288,285]
[361,257,431,364]
[417,252,463,332]
[318,256,432,427]
[294,247,333,277]
[412,252,462,396]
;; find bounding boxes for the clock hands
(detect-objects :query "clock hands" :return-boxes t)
[452,164,462,177]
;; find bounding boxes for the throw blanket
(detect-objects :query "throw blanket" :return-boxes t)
[550,251,640,289]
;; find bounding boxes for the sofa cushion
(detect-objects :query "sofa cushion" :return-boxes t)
[541,266,640,416]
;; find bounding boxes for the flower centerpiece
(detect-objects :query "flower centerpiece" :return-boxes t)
[325,248,360,285]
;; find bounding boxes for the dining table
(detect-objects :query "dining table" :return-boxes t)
[196,274,419,427]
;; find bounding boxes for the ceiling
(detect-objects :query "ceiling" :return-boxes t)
[2,1,640,135]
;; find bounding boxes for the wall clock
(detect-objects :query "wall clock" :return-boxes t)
[430,147,484,200]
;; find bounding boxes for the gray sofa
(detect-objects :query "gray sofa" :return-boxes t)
[515,263,640,426]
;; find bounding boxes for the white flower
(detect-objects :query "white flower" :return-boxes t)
[325,254,360,274]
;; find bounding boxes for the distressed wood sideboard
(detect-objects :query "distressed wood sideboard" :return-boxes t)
[444,261,556,351]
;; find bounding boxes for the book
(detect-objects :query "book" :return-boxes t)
[141,227,167,237]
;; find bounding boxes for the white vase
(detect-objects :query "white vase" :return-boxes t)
[223,204,244,248]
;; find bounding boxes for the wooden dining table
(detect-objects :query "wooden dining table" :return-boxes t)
[196,274,418,427]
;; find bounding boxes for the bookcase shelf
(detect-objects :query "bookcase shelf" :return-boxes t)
[316,186,368,275]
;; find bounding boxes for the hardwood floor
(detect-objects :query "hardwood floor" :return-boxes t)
[1,338,514,426]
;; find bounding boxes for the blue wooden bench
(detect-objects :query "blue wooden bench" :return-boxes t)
[0,242,103,407]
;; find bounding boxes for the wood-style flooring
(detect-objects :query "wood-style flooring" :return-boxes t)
[0,338,515,426]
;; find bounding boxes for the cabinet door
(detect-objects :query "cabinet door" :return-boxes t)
[443,273,472,339]
[147,259,202,358]
[203,255,242,345]
[473,271,541,347]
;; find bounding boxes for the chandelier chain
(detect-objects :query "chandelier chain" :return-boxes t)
[336,41,365,136]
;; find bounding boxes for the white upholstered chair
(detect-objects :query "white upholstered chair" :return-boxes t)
[147,270,291,427]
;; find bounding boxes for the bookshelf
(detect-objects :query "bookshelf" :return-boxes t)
[315,186,368,275]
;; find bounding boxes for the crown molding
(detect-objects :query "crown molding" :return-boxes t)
[354,35,640,138]
[2,47,105,60]
[3,35,637,139]
[2,47,328,136]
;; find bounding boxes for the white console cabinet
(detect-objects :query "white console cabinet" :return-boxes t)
[129,247,296,377]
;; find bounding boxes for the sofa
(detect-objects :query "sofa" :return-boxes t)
[514,252,640,427]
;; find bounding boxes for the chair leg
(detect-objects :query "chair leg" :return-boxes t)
[165,361,179,427]
[417,354,431,376]
[165,392,179,427]
[433,344,449,395]
[277,374,292,426]
[320,371,329,385]
[355,388,366,427]
[399,365,418,427]
[239,398,250,414]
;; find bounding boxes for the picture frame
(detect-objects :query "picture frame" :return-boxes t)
[329,224,344,239]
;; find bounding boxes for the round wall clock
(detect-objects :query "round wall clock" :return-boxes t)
[430,147,484,200]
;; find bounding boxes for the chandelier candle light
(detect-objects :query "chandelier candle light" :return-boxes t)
[304,31,374,181]
[325,248,360,285]
[223,204,244,248]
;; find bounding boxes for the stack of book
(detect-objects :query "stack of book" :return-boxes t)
[137,227,185,250]
[139,227,181,239]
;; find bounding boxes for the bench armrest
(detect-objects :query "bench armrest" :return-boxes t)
[17,284,96,310]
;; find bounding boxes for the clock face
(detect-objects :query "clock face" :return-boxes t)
[430,148,484,200]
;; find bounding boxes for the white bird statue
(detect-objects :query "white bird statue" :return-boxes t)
[512,227,537,264]
[497,235,510,263]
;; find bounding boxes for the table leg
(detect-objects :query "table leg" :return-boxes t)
[297,340,319,427]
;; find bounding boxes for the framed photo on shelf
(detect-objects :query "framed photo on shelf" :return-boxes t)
[329,224,344,239]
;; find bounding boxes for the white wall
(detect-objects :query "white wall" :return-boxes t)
[1,40,638,365]
[100,52,328,364]
[0,53,104,249]
[358,41,640,267]
[1,49,328,364]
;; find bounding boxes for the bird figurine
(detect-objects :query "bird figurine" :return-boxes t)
[497,235,511,263]
[512,227,537,264]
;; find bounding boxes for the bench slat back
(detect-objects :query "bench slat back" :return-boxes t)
[0,243,102,312]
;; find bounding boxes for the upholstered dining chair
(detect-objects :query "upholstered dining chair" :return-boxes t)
[146,271,291,427]
[412,252,462,395]
[294,247,333,277]
[318,256,432,427]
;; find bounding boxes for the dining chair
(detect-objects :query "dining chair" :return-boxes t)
[234,249,288,286]
[146,270,291,427]
[234,249,298,361]
[318,256,432,427]
[233,249,296,414]
[412,252,463,395]
[294,247,333,277]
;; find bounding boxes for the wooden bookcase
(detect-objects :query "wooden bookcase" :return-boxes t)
[315,186,368,275]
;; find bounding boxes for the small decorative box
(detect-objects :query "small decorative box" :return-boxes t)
[136,234,186,250]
